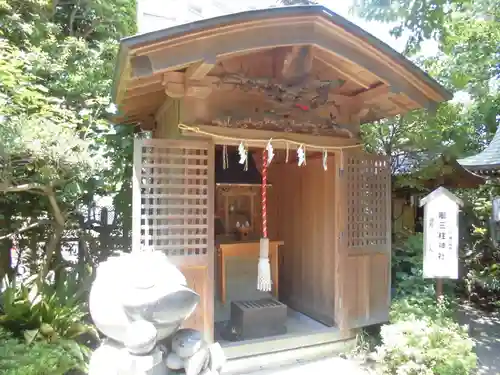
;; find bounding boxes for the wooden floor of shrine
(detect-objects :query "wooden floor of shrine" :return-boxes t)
[215,308,330,344]
[217,309,354,374]
[215,307,351,365]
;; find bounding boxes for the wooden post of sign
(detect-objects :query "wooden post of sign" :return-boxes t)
[436,278,443,301]
[420,187,463,302]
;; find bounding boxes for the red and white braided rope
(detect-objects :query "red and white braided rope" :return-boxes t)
[261,149,268,239]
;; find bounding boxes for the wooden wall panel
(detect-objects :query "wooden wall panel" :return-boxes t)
[180,265,212,340]
[343,253,390,327]
[345,256,362,321]
[369,253,390,322]
[269,156,336,326]
[267,176,280,241]
[154,98,184,139]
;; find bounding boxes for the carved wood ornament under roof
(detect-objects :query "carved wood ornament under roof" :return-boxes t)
[112,6,452,132]
[159,46,390,138]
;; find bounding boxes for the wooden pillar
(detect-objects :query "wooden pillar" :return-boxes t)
[436,278,444,301]
[334,150,348,333]
[153,97,185,139]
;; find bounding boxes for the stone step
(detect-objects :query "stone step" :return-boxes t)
[229,355,370,375]
[221,330,356,375]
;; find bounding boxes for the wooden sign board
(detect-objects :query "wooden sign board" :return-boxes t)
[420,187,463,280]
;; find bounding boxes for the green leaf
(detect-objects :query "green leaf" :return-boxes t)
[39,323,55,336]
[23,328,39,344]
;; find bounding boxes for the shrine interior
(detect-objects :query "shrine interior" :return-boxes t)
[213,145,338,344]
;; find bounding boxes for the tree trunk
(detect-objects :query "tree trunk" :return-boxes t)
[77,237,86,280]
[39,223,64,284]
[0,238,13,281]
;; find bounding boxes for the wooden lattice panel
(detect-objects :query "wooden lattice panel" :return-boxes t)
[346,153,390,249]
[133,139,214,341]
[134,139,212,258]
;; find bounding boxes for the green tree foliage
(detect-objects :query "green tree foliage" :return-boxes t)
[0,39,104,193]
[356,0,500,307]
[352,0,498,55]
[0,1,137,367]
[0,0,136,281]
[361,104,472,187]
[357,0,499,184]
[353,0,499,112]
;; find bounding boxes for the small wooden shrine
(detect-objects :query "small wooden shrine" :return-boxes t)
[458,126,500,177]
[393,156,485,234]
[459,126,500,244]
[112,5,452,350]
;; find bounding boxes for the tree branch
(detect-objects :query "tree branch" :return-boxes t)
[68,5,78,36]
[389,115,405,149]
[38,223,64,283]
[79,19,101,39]
[0,220,51,240]
[47,191,65,227]
[51,0,60,18]
[0,182,49,193]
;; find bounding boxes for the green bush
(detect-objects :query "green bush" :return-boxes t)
[0,327,88,375]
[371,233,477,375]
[392,234,436,298]
[0,272,97,344]
[392,233,424,276]
[461,225,500,309]
[375,318,476,375]
[390,294,456,324]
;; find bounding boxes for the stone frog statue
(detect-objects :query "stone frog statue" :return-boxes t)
[88,251,226,375]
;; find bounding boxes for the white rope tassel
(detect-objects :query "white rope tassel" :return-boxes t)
[257,149,272,292]
[257,238,272,292]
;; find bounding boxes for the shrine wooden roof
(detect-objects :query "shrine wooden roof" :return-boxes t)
[393,156,485,194]
[458,126,500,176]
[112,5,452,128]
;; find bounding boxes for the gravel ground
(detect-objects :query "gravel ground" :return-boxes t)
[457,303,500,375]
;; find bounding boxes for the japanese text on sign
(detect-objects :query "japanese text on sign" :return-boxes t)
[422,192,460,279]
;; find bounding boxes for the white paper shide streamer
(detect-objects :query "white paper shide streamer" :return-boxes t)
[237,142,248,171]
[266,139,274,166]
[297,145,306,166]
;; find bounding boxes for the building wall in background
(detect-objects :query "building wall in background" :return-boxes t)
[136,0,277,34]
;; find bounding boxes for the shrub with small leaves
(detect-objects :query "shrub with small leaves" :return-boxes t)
[378,229,478,375]
[375,318,476,375]
[390,294,456,324]
[0,327,88,375]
